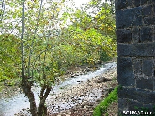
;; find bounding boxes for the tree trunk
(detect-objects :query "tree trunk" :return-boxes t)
[38,103,47,116]
[38,86,52,116]
[22,79,38,116]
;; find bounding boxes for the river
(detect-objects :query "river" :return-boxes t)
[0,62,117,116]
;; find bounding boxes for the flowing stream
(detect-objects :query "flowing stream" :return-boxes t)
[0,62,116,116]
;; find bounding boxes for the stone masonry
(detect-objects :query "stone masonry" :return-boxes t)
[116,0,155,115]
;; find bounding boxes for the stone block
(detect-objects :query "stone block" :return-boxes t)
[136,78,153,90]
[133,0,140,7]
[117,57,135,86]
[140,27,153,43]
[116,7,142,29]
[142,59,153,77]
[118,43,155,57]
[131,43,155,56]
[117,44,131,56]
[128,99,144,111]
[142,5,153,16]
[115,0,132,10]
[118,87,155,104]
[143,103,154,112]
[144,16,155,25]
[153,6,155,15]
[118,99,155,115]
[133,59,142,74]
[132,27,140,43]
[117,29,132,43]
[141,0,151,5]
[118,98,128,111]
[116,9,132,29]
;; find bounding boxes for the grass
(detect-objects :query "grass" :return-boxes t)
[93,86,118,116]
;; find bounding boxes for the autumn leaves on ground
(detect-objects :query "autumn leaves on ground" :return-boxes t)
[0,0,116,116]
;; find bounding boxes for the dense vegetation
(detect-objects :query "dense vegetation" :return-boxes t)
[0,0,116,115]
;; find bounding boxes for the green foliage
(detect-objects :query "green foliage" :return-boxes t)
[0,34,21,82]
[1,0,116,84]
[93,86,118,116]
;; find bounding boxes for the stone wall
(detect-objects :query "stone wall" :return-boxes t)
[116,0,155,115]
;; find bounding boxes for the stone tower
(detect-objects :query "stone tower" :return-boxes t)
[116,0,155,115]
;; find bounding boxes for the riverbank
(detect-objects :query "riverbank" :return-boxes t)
[47,64,117,116]
[0,61,117,116]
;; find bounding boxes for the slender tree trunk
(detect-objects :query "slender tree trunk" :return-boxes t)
[22,79,38,116]
[38,86,52,116]
[21,1,37,115]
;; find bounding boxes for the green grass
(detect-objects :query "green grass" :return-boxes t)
[93,86,118,116]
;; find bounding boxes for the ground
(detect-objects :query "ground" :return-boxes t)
[0,61,118,116]
[47,63,117,116]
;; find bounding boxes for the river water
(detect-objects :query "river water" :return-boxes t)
[0,62,116,116]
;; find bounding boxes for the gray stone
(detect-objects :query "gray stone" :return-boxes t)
[115,0,132,10]
[142,5,153,16]
[140,27,153,43]
[118,43,155,57]
[141,0,150,5]
[144,16,155,25]
[116,0,155,113]
[117,29,132,43]
[95,76,112,83]
[116,7,142,29]
[117,57,135,86]
[117,44,131,56]
[132,27,140,43]
[118,87,155,104]
[142,59,153,77]
[136,78,153,90]
[133,59,142,75]
[133,0,140,7]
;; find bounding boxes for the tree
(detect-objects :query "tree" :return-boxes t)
[1,0,71,115]
[0,0,116,115]
[61,0,116,64]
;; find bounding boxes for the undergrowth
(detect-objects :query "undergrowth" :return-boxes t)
[93,86,118,116]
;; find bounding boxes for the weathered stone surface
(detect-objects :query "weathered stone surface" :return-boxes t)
[133,59,142,74]
[117,29,132,43]
[142,5,153,16]
[117,44,131,56]
[116,7,142,29]
[128,99,144,111]
[141,0,151,5]
[140,27,153,42]
[118,98,155,115]
[136,78,153,90]
[144,16,155,25]
[118,43,155,57]
[132,27,140,43]
[117,57,134,86]
[118,87,155,104]
[133,0,140,7]
[116,0,155,113]
[115,0,132,10]
[142,59,153,77]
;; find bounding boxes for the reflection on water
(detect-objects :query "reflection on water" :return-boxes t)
[0,62,116,116]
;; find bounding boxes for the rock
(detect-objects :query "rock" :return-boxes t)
[70,75,75,78]
[96,98,102,102]
[96,76,112,83]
